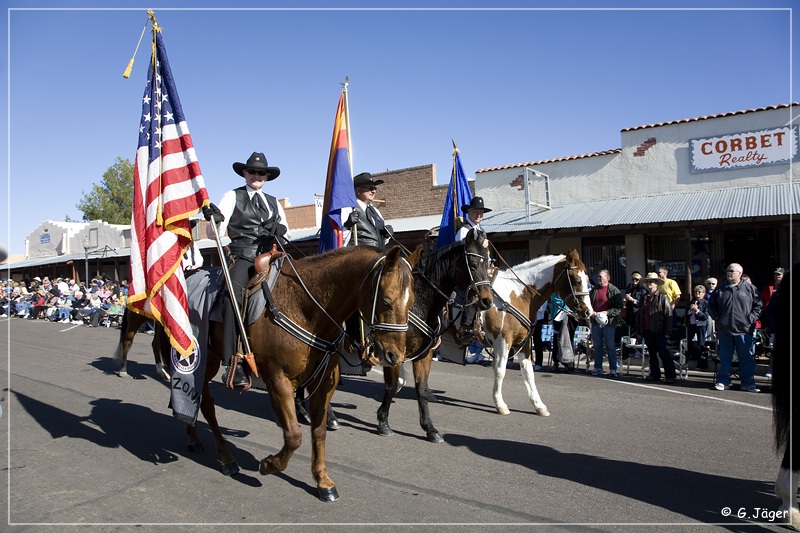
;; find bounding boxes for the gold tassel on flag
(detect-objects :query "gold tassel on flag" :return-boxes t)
[122,14,151,78]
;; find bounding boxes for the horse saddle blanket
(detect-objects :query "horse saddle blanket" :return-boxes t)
[244,256,284,325]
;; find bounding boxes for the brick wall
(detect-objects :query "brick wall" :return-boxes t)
[283,163,475,227]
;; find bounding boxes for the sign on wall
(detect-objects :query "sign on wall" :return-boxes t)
[689,125,798,173]
[39,233,50,245]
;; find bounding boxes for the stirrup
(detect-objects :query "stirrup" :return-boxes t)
[224,353,252,392]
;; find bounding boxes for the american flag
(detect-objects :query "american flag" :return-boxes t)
[128,29,209,357]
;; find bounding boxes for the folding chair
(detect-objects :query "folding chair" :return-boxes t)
[620,335,648,377]
[573,325,591,372]
[675,339,689,380]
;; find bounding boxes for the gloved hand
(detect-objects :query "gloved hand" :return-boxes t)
[380,225,394,238]
[255,234,276,253]
[202,203,224,224]
[344,209,360,229]
[271,224,287,239]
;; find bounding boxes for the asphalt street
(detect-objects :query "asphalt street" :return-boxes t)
[0,316,786,532]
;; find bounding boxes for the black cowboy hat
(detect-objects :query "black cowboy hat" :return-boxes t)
[353,172,384,188]
[461,196,492,213]
[232,152,281,180]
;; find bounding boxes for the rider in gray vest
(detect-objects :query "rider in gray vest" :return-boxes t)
[204,151,290,390]
[344,172,392,249]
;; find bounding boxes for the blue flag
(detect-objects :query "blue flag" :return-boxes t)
[436,146,473,249]
[318,91,358,253]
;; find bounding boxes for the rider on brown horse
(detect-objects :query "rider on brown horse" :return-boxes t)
[204,151,290,391]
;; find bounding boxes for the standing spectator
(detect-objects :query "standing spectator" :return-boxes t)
[657,266,681,309]
[344,172,390,249]
[589,269,624,377]
[761,267,784,309]
[623,271,646,336]
[532,301,548,371]
[708,263,763,392]
[206,151,290,390]
[686,285,709,368]
[548,293,572,373]
[638,272,676,384]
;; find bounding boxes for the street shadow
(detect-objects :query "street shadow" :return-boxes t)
[445,432,779,531]
[11,390,262,486]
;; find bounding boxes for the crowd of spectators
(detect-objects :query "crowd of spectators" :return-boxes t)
[0,275,127,327]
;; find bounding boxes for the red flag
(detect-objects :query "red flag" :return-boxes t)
[128,29,208,357]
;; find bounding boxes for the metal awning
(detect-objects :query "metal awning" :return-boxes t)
[482,182,798,233]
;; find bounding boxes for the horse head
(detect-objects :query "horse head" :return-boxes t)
[554,248,594,319]
[359,245,415,367]
[459,231,494,311]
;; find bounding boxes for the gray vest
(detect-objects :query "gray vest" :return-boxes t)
[227,187,283,259]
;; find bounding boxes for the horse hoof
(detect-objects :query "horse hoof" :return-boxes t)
[496,406,511,415]
[259,457,277,476]
[187,441,205,453]
[377,425,394,437]
[117,371,129,378]
[536,407,551,417]
[221,461,240,476]
[318,486,340,502]
[427,432,444,443]
[327,419,340,431]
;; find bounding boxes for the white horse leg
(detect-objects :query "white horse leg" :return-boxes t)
[492,338,511,415]
[776,467,800,530]
[519,358,550,416]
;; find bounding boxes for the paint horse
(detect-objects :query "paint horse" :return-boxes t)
[482,250,593,415]
[115,245,415,502]
[377,231,494,442]
[772,266,799,529]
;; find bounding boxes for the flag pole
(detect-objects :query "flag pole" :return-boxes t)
[451,138,460,241]
[341,76,352,173]
[208,217,258,377]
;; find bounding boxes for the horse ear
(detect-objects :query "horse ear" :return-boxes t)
[407,245,423,268]
[385,245,402,265]
[566,249,580,263]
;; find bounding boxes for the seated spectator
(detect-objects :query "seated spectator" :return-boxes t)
[85,293,107,327]
[70,291,91,323]
[56,294,73,323]
[27,289,52,320]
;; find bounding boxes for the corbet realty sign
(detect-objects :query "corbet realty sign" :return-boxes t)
[689,125,798,173]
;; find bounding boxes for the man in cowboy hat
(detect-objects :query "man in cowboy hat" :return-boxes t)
[344,172,391,249]
[456,196,492,243]
[203,151,290,390]
[455,196,492,346]
[637,272,677,384]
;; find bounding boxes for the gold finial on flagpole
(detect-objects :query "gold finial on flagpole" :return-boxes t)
[122,13,151,78]
[452,137,459,156]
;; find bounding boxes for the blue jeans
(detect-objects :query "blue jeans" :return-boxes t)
[592,323,618,371]
[716,331,756,388]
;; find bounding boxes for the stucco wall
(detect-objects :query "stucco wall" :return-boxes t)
[475,106,798,209]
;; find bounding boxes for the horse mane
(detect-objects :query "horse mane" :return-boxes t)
[496,254,566,284]
[416,240,466,283]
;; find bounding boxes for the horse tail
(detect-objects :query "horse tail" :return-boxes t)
[771,267,797,455]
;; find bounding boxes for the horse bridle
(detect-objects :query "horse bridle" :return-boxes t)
[552,261,590,316]
[358,255,412,341]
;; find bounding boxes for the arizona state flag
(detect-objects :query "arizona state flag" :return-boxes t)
[318,90,358,253]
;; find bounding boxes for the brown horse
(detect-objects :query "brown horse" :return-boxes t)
[114,245,415,502]
[376,231,494,442]
[481,250,594,415]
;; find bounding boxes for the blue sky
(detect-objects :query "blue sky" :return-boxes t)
[2,1,797,255]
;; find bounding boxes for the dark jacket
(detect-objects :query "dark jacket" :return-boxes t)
[637,290,673,335]
[686,297,709,326]
[589,283,624,325]
[347,204,385,249]
[708,281,762,335]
